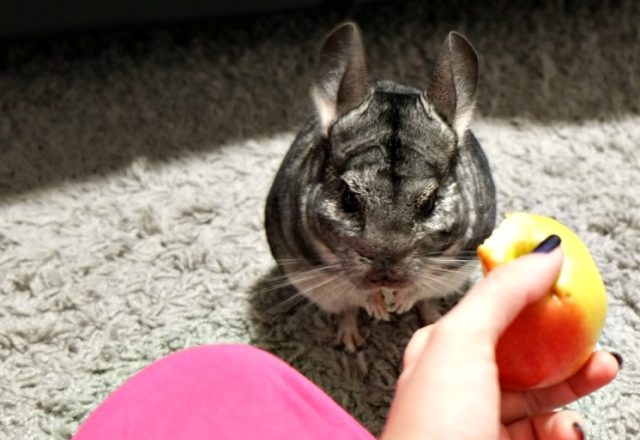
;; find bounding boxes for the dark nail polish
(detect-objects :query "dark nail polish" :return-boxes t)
[532,234,562,253]
[573,422,586,439]
[610,352,623,369]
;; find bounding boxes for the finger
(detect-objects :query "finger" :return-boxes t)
[503,410,586,440]
[402,325,434,370]
[501,351,619,423]
[441,247,563,344]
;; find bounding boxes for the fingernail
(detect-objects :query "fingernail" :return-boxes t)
[610,351,623,369]
[531,234,561,253]
[573,422,586,439]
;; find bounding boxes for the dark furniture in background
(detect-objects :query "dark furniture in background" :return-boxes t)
[0,0,335,38]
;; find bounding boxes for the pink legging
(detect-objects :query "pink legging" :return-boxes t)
[73,344,376,440]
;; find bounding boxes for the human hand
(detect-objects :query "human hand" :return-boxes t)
[381,246,620,439]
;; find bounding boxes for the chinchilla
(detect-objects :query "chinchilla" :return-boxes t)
[265,22,496,351]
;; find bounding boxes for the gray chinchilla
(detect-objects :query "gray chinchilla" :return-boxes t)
[265,22,496,351]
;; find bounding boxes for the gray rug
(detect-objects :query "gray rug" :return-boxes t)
[1,1,639,438]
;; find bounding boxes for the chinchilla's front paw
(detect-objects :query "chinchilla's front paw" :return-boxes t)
[387,290,417,314]
[364,291,390,321]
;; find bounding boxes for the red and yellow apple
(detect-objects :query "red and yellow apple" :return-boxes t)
[477,212,608,391]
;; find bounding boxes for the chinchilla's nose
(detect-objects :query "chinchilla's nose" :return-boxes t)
[372,254,402,271]
[366,267,403,284]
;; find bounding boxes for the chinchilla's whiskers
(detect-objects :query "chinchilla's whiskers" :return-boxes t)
[275,248,342,264]
[288,265,343,285]
[288,263,342,276]
[296,272,345,298]
[260,259,353,313]
[425,257,477,265]
[259,278,301,294]
[260,266,339,294]
[264,272,345,313]
[414,273,454,292]
[416,274,468,294]
[268,290,308,312]
[422,271,472,284]
[274,258,311,265]
[429,258,476,272]
[262,274,322,293]
[260,273,307,293]
[433,262,476,276]
[275,256,339,265]
[418,249,478,258]
[265,271,345,312]
[414,266,474,290]
[424,232,494,253]
[421,268,465,282]
[408,278,422,293]
[308,276,353,306]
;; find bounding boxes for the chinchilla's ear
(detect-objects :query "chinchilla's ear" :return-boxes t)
[312,22,369,134]
[427,31,478,138]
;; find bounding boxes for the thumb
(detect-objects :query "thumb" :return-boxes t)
[442,246,564,344]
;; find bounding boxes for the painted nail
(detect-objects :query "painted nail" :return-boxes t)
[573,422,586,439]
[531,234,562,253]
[610,352,623,369]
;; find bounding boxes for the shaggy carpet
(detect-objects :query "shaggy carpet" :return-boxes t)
[1,1,638,438]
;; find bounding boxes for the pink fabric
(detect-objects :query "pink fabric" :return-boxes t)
[73,344,375,440]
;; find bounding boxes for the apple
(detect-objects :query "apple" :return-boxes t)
[477,212,608,391]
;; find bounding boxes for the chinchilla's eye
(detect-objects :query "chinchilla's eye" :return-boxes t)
[341,184,361,213]
[419,194,437,217]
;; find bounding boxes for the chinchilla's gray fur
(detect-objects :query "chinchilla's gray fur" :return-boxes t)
[265,23,496,350]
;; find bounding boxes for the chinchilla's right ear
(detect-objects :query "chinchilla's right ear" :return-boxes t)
[312,22,369,135]
[427,32,479,139]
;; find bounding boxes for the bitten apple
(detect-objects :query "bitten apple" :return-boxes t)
[477,212,608,391]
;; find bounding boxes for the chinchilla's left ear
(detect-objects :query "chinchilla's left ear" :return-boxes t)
[312,22,369,134]
[427,32,478,138]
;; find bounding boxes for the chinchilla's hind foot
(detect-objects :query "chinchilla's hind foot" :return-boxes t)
[333,308,365,352]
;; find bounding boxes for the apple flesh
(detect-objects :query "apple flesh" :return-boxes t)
[477,212,608,391]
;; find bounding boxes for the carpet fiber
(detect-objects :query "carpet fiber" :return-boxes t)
[1,1,639,438]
